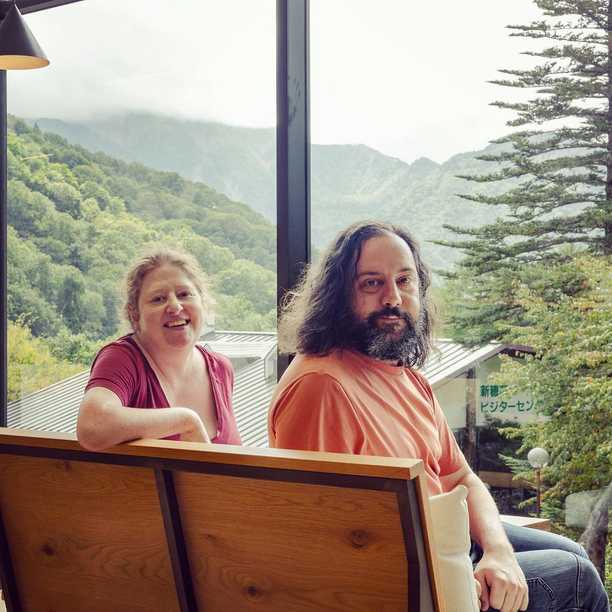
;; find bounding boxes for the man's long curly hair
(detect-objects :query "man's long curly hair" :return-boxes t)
[278,220,434,367]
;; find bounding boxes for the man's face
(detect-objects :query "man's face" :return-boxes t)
[350,232,423,363]
[353,233,421,327]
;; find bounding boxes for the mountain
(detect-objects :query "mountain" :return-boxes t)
[7,116,277,346]
[34,112,509,270]
[34,115,277,220]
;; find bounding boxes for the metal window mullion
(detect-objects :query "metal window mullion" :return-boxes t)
[0,70,6,428]
[276,0,310,379]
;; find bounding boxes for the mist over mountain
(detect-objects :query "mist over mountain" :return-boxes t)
[34,112,509,270]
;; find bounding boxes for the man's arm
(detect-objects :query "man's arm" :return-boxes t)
[454,470,529,612]
[426,375,528,612]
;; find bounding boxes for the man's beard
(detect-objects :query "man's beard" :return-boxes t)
[348,306,424,367]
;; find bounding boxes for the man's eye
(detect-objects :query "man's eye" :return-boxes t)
[360,279,382,293]
[397,276,412,287]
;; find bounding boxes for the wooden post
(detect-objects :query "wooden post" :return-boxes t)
[464,368,478,470]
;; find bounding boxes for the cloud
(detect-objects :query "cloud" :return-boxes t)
[9,0,542,163]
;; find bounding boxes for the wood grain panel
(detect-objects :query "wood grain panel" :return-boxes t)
[500,515,551,532]
[0,428,422,481]
[478,470,531,490]
[175,472,409,612]
[0,455,178,612]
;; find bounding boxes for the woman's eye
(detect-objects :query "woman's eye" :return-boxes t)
[151,295,165,304]
[179,291,194,299]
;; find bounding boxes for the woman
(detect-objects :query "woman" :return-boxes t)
[77,248,241,451]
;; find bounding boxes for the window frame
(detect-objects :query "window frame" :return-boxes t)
[0,0,310,425]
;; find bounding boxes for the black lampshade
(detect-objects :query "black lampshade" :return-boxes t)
[0,2,49,70]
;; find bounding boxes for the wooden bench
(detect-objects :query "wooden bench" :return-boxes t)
[0,428,446,612]
[500,515,551,532]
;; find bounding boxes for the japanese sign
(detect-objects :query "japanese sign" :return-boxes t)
[479,384,541,421]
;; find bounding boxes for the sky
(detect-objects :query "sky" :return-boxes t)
[9,0,543,164]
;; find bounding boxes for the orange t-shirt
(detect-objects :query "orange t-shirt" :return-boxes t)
[268,349,471,496]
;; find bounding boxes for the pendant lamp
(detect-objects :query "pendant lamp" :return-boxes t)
[0,2,49,70]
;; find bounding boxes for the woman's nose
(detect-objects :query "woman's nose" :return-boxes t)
[166,295,182,312]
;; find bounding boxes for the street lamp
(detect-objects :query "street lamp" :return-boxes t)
[527,447,549,517]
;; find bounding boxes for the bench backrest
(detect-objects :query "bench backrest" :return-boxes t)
[0,429,443,612]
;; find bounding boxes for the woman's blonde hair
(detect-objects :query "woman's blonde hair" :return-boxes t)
[123,247,214,330]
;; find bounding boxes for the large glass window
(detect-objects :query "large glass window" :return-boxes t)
[310,0,539,267]
[309,2,610,574]
[6,0,277,446]
[309,0,542,446]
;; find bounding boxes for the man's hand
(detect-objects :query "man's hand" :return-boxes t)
[474,549,528,612]
[456,471,529,612]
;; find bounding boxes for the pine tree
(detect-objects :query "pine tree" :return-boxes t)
[494,254,611,577]
[441,0,612,343]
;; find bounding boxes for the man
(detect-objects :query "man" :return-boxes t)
[268,221,608,612]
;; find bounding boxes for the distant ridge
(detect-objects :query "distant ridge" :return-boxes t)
[34,112,508,269]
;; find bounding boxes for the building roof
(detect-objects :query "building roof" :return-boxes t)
[201,330,277,362]
[7,369,89,433]
[232,358,276,448]
[423,339,507,387]
[7,332,517,447]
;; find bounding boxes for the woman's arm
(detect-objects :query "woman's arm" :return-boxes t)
[77,387,210,451]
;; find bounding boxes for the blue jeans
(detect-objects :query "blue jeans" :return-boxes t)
[470,523,610,611]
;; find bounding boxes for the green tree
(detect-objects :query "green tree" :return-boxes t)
[7,227,65,337]
[495,254,611,575]
[57,270,87,331]
[8,180,52,236]
[8,320,83,401]
[155,220,235,275]
[214,294,276,331]
[46,180,82,217]
[47,327,104,365]
[442,0,612,342]
[80,180,113,210]
[215,259,276,314]
[6,117,277,349]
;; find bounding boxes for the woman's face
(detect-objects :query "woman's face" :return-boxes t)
[133,264,205,352]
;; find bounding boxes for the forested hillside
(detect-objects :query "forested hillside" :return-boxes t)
[36,112,511,270]
[7,116,277,379]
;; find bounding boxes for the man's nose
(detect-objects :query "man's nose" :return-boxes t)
[382,281,401,307]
